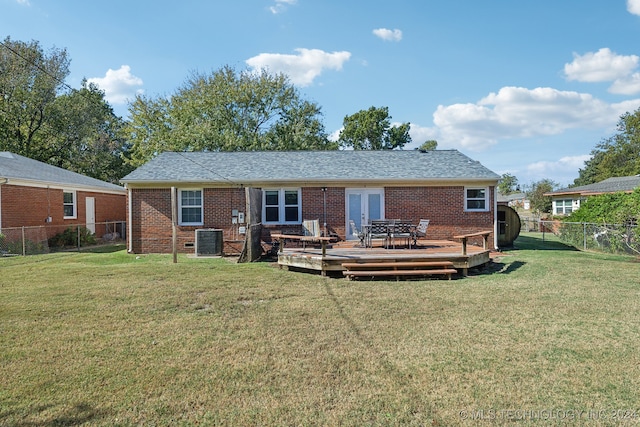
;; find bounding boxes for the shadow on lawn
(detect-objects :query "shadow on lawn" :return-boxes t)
[508,234,578,252]
[79,243,126,253]
[2,402,110,427]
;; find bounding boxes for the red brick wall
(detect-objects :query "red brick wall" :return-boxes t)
[128,185,495,253]
[1,184,126,238]
[129,188,247,253]
[385,186,495,242]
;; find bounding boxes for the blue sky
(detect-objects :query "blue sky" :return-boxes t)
[3,0,640,188]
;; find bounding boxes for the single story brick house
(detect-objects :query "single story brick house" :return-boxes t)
[0,151,127,237]
[545,175,640,215]
[121,149,501,254]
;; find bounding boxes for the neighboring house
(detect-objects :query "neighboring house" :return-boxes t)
[545,175,640,215]
[497,192,530,210]
[121,150,501,254]
[0,152,127,237]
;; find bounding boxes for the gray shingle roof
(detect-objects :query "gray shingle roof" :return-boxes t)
[0,152,126,193]
[548,175,640,196]
[121,150,500,185]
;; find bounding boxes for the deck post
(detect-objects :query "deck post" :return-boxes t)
[460,238,468,255]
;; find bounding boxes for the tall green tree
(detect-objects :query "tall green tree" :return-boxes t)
[338,106,411,150]
[527,179,557,214]
[0,37,70,159]
[574,107,640,186]
[498,173,519,195]
[0,38,131,182]
[44,81,134,183]
[125,66,334,166]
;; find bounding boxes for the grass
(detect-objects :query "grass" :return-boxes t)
[1,233,640,426]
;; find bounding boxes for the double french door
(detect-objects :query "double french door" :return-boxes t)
[345,189,384,240]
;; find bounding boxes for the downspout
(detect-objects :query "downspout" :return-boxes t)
[493,185,498,250]
[0,178,8,230]
[127,185,133,253]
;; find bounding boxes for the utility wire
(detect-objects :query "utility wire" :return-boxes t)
[0,39,75,93]
[0,38,114,112]
[175,151,241,187]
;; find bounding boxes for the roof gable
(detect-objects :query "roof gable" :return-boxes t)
[0,152,126,193]
[121,150,500,185]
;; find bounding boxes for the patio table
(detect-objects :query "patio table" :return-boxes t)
[362,220,416,249]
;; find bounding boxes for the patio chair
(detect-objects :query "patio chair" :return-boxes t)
[412,219,430,246]
[389,219,413,249]
[349,220,366,247]
[367,220,390,248]
[301,219,321,249]
[302,219,321,238]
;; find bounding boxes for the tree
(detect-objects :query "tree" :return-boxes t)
[338,106,411,150]
[566,189,640,225]
[125,66,334,166]
[0,38,131,182]
[498,173,519,195]
[418,140,438,151]
[0,37,70,159]
[44,81,134,183]
[574,107,640,186]
[527,179,557,214]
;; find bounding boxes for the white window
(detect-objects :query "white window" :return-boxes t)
[555,199,573,215]
[263,188,301,224]
[179,189,203,226]
[63,191,76,219]
[465,187,489,212]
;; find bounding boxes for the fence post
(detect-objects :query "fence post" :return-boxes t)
[22,226,26,256]
[583,222,587,251]
[77,225,81,252]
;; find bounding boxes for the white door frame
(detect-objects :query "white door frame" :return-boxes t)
[345,188,385,240]
[85,197,96,234]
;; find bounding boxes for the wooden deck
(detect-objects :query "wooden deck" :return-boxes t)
[275,238,492,278]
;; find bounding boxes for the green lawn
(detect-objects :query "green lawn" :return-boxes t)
[2,234,640,426]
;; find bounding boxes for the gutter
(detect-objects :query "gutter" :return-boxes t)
[0,178,7,229]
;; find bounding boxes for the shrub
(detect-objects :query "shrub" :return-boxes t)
[48,226,96,248]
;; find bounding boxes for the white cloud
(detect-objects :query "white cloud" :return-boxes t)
[372,28,403,42]
[564,48,639,82]
[16,0,30,5]
[431,86,640,151]
[87,65,144,105]
[564,48,640,94]
[406,123,440,149]
[628,0,640,16]
[609,72,640,95]
[270,0,297,14]
[526,155,591,181]
[246,48,351,87]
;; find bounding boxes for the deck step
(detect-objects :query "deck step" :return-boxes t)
[343,269,457,277]
[341,261,454,269]
[342,260,458,280]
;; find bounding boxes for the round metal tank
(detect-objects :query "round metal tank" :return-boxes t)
[497,205,521,248]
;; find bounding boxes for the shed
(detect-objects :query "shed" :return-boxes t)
[497,205,520,248]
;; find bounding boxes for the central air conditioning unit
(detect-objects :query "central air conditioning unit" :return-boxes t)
[195,229,223,256]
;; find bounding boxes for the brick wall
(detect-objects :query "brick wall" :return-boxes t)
[1,184,126,238]
[129,187,247,253]
[385,186,495,241]
[129,185,495,254]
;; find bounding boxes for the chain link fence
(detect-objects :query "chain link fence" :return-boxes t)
[521,217,639,255]
[1,221,126,256]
